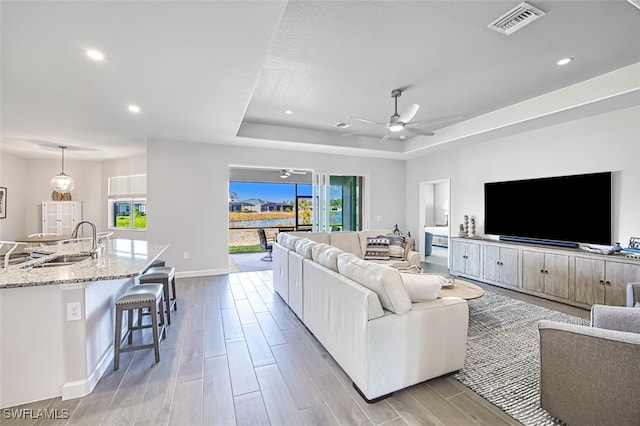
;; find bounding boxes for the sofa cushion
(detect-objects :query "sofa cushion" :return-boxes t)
[337,253,412,314]
[363,236,391,260]
[399,273,446,302]
[277,233,301,250]
[290,231,330,244]
[311,243,343,272]
[294,238,315,259]
[328,231,362,257]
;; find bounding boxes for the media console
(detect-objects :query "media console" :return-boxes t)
[450,237,640,308]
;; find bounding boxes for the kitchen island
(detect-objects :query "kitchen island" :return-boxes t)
[0,239,169,409]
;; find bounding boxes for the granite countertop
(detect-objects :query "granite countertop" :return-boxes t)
[0,238,169,289]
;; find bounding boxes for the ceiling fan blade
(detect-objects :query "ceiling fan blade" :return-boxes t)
[288,170,306,175]
[380,131,392,143]
[404,127,435,137]
[341,127,385,137]
[347,116,386,126]
[407,114,462,126]
[398,103,419,123]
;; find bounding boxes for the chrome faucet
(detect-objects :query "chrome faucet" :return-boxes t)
[71,221,97,258]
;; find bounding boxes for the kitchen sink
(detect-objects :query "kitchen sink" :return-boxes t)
[26,254,93,268]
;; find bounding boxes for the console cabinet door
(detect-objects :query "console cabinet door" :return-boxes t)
[465,242,481,277]
[500,247,519,286]
[451,240,467,276]
[482,246,519,286]
[544,253,570,299]
[452,240,481,278]
[604,261,640,306]
[574,257,605,305]
[482,245,500,282]
[522,250,545,292]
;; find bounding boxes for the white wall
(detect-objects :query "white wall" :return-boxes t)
[405,105,640,252]
[0,152,102,240]
[0,151,27,241]
[148,140,405,275]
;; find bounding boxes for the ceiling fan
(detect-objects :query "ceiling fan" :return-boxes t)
[279,169,307,179]
[343,89,438,142]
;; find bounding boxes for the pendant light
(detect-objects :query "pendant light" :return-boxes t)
[50,146,75,192]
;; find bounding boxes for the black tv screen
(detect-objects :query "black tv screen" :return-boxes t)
[484,172,612,247]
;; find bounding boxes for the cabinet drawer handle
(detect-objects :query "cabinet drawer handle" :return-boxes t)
[540,269,545,273]
[599,279,605,286]
[605,281,611,286]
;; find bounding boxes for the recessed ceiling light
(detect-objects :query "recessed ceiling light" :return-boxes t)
[86,49,104,61]
[127,105,141,113]
[556,57,573,66]
[285,110,293,115]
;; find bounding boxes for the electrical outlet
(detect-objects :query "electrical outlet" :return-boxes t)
[183,251,189,259]
[376,215,383,221]
[67,302,81,321]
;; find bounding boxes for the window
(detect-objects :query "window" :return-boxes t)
[108,174,147,230]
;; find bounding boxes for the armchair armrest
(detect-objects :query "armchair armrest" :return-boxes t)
[591,304,640,334]
[406,250,421,268]
[627,282,640,307]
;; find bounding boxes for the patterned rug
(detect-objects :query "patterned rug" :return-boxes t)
[453,292,590,425]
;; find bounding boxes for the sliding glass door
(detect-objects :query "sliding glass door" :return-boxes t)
[313,171,362,232]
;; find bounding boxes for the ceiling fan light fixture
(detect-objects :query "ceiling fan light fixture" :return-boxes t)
[388,122,404,132]
[50,146,75,192]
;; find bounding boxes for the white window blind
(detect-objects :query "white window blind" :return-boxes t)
[108,174,147,198]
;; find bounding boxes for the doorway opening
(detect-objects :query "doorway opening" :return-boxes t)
[419,179,450,270]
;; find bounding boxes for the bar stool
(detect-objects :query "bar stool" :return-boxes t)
[139,266,177,324]
[113,283,166,371]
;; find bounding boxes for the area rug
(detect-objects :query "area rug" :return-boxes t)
[453,292,589,425]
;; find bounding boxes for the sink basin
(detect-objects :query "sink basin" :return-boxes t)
[49,255,93,263]
[27,254,93,268]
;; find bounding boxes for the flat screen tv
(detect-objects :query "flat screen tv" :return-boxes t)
[484,172,612,247]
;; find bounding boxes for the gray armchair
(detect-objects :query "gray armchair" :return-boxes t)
[538,305,640,426]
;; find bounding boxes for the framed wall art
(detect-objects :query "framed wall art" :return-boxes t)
[0,187,6,219]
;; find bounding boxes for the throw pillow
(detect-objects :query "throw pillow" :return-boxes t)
[635,302,640,308]
[389,235,406,259]
[363,236,390,260]
[399,273,447,302]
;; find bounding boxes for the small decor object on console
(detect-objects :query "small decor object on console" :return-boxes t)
[469,217,477,238]
[463,215,469,236]
[625,237,640,253]
[458,224,466,238]
[393,224,402,235]
[612,242,623,253]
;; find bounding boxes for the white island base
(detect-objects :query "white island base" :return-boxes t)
[0,277,134,408]
[0,238,168,409]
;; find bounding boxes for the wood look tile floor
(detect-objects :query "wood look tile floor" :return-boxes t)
[5,269,587,425]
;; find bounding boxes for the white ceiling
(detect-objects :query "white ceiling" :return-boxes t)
[1,1,639,161]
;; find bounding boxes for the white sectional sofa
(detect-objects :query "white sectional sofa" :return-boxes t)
[273,230,469,402]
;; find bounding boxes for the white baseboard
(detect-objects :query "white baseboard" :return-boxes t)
[176,268,229,279]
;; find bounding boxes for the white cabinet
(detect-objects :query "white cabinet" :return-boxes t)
[42,201,82,235]
[482,245,519,287]
[451,239,481,278]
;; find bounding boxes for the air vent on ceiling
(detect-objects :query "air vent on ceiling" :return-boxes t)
[488,2,545,36]
[333,121,352,129]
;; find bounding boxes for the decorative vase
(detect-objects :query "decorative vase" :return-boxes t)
[612,242,622,253]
